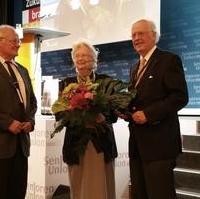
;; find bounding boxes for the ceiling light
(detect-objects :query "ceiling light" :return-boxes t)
[70,0,81,10]
[89,0,100,6]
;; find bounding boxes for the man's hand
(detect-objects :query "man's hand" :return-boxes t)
[8,120,23,134]
[21,122,33,133]
[132,111,147,124]
[96,113,105,123]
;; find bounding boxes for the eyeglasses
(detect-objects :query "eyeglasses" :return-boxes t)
[131,31,154,39]
[74,54,93,60]
[0,37,21,45]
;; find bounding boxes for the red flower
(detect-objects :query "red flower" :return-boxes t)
[64,83,95,110]
[69,92,90,110]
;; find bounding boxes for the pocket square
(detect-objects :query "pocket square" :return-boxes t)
[148,75,153,79]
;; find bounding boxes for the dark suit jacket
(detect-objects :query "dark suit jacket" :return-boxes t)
[128,48,188,161]
[0,62,37,158]
[58,73,118,165]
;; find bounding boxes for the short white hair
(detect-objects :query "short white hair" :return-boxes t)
[71,39,99,71]
[132,19,160,43]
[0,25,16,38]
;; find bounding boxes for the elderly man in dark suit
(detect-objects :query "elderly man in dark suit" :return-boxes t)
[127,19,188,199]
[0,25,37,199]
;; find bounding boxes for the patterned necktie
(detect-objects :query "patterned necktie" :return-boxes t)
[135,58,146,88]
[6,62,24,104]
[6,62,20,89]
[137,58,146,76]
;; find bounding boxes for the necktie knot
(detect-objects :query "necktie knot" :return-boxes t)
[137,58,146,76]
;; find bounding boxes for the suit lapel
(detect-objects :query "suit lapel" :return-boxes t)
[134,48,160,88]
[130,61,139,87]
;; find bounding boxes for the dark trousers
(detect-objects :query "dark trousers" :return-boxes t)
[0,140,28,199]
[129,158,177,199]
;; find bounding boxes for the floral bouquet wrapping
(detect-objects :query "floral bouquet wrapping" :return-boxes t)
[51,77,136,138]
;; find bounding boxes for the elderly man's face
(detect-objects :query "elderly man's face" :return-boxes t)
[131,21,156,57]
[0,28,21,60]
[73,45,94,77]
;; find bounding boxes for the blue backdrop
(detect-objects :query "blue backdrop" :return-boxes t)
[41,0,200,111]
[41,40,137,83]
[159,0,200,109]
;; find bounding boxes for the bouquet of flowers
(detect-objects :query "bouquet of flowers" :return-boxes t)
[51,77,136,138]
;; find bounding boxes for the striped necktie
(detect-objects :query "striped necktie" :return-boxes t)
[6,62,24,105]
[6,62,20,89]
[135,58,146,87]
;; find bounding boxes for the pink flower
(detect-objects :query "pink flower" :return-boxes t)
[84,92,94,100]
[69,92,90,110]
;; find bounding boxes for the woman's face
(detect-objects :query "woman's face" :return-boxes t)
[73,45,94,78]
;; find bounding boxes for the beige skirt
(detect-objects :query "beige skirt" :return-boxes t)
[68,141,116,199]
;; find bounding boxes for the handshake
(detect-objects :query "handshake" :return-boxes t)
[115,109,147,124]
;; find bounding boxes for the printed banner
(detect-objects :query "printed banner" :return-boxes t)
[22,0,40,27]
[23,0,40,10]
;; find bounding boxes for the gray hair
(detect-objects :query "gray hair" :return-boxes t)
[148,20,160,43]
[71,40,99,71]
[132,19,160,43]
[0,25,16,38]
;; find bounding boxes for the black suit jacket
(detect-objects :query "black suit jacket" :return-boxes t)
[58,73,118,165]
[128,48,188,161]
[0,62,37,158]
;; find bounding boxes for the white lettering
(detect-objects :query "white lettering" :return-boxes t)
[26,0,40,8]
[31,10,40,20]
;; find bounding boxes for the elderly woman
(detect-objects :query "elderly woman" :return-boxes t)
[59,40,118,199]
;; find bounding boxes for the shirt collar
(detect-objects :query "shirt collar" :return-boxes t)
[140,46,157,62]
[0,56,6,64]
[0,56,16,66]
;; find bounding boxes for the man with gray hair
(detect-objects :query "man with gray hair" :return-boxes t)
[0,25,37,199]
[127,19,188,199]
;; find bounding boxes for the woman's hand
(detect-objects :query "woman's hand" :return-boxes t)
[115,110,129,120]
[85,113,106,129]
[96,113,106,123]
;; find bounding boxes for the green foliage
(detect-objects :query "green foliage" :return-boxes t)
[96,77,136,110]
[51,77,135,138]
